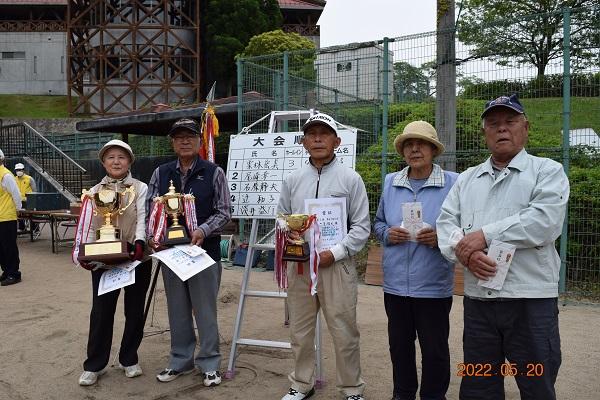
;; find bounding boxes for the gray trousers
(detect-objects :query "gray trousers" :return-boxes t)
[161,261,222,372]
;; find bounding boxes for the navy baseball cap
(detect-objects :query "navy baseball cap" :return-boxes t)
[168,118,201,136]
[481,94,525,118]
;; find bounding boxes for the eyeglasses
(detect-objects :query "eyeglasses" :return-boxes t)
[172,134,198,142]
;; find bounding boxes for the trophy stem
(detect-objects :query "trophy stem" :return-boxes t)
[104,213,112,227]
[170,212,181,227]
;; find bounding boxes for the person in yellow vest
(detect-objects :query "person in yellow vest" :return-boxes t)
[0,149,23,286]
[14,163,37,233]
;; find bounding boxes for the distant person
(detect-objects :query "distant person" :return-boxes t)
[14,163,38,233]
[0,149,23,286]
[147,118,231,387]
[74,140,151,386]
[437,94,569,399]
[374,121,457,400]
[277,113,371,400]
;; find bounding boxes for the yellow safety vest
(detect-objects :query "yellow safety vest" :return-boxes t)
[0,165,18,222]
[16,174,33,201]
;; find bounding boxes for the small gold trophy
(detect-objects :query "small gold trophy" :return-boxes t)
[280,214,315,262]
[78,185,136,264]
[160,180,192,246]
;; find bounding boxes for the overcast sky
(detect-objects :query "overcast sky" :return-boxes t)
[318,0,437,47]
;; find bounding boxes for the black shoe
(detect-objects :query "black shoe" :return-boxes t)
[1,276,21,286]
[0,274,7,282]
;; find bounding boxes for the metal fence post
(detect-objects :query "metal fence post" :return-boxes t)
[237,58,244,134]
[559,7,571,294]
[283,51,289,131]
[381,37,390,191]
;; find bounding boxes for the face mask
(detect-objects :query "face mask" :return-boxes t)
[16,171,24,177]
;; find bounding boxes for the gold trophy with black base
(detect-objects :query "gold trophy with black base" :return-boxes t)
[161,181,193,246]
[280,214,315,262]
[78,185,136,264]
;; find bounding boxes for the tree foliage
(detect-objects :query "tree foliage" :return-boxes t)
[239,29,315,58]
[393,62,432,101]
[205,0,283,96]
[457,0,600,76]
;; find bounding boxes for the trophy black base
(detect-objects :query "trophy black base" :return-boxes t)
[78,240,130,264]
[282,243,310,262]
[163,226,191,246]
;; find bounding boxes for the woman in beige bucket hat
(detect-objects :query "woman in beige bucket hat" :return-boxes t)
[374,120,458,400]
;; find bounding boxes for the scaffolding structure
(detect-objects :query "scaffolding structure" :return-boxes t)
[67,0,202,115]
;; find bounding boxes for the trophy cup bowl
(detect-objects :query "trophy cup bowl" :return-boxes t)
[282,214,312,262]
[78,185,136,264]
[161,180,191,246]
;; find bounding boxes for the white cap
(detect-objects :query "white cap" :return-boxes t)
[15,163,25,170]
[0,149,4,158]
[302,113,338,136]
[98,139,135,162]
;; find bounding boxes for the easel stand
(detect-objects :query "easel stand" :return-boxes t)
[226,218,324,388]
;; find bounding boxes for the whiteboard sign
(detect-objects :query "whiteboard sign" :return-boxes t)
[227,130,357,219]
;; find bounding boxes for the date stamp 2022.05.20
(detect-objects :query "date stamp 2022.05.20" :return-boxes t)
[457,362,544,378]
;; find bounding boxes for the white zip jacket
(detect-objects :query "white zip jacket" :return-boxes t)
[277,156,371,261]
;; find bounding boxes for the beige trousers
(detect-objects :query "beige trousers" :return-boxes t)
[287,259,365,398]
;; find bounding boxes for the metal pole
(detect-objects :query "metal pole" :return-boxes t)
[237,59,244,133]
[237,59,245,242]
[226,219,259,378]
[559,8,571,294]
[381,37,390,191]
[283,51,289,131]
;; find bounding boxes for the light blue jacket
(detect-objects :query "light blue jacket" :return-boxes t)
[436,150,569,299]
[374,164,458,298]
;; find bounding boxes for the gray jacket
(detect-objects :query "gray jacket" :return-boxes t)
[277,156,370,262]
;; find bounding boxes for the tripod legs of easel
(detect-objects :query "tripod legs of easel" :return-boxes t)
[225,218,324,386]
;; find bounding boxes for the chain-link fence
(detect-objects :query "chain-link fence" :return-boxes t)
[235,7,600,299]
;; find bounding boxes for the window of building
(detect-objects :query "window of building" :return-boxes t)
[2,52,26,60]
[337,62,352,72]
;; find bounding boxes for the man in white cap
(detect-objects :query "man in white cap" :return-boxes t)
[277,113,371,400]
[0,149,23,286]
[14,162,37,232]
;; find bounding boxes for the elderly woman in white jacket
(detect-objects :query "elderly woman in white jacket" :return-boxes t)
[74,139,151,386]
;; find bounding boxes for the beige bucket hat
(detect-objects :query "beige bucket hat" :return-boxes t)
[394,120,445,157]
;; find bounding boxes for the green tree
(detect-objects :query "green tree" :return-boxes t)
[205,0,283,96]
[457,0,600,76]
[239,29,316,58]
[393,61,432,102]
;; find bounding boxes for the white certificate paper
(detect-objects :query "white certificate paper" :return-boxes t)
[478,239,516,290]
[305,197,347,252]
[151,247,215,281]
[175,244,206,258]
[114,259,141,273]
[98,268,136,296]
[402,202,423,240]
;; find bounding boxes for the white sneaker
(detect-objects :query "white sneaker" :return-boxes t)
[156,368,194,382]
[346,395,365,400]
[281,387,315,400]
[118,363,143,378]
[202,370,222,387]
[78,369,106,386]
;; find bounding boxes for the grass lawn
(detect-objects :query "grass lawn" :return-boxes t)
[0,94,70,118]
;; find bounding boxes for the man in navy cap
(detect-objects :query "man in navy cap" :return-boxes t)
[437,94,569,399]
[146,118,231,388]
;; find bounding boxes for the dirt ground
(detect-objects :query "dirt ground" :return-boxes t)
[1,231,599,400]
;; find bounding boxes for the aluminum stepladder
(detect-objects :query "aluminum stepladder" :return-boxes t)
[225,218,324,386]
[225,110,324,386]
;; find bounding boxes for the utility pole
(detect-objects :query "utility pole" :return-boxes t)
[436,0,457,171]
